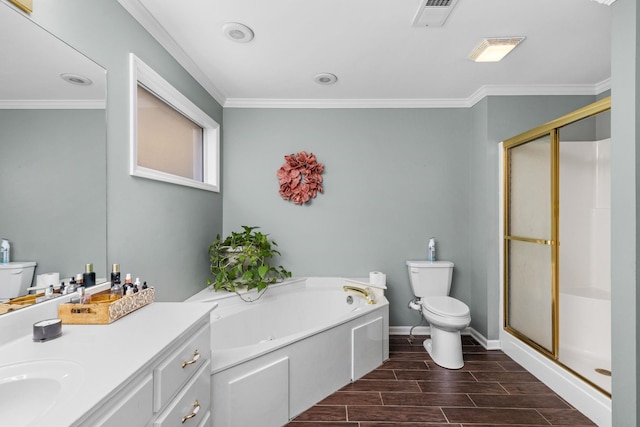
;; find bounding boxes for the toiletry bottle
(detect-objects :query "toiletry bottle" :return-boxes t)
[133,277,141,293]
[83,263,96,287]
[76,273,84,287]
[123,273,133,295]
[0,238,10,263]
[111,281,123,298]
[428,237,436,262]
[110,264,123,297]
[111,263,121,286]
[68,277,77,294]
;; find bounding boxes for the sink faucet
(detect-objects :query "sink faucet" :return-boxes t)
[343,285,376,304]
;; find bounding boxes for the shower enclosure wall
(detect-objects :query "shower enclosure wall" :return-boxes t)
[558,137,611,393]
[500,98,612,426]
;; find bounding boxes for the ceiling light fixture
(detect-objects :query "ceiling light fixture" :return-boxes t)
[60,73,93,86]
[222,22,254,43]
[314,73,338,85]
[468,37,525,62]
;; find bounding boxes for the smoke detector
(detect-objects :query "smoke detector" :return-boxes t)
[412,0,459,27]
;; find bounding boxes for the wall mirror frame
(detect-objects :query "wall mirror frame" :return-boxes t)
[0,2,107,313]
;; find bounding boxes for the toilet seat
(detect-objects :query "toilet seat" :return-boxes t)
[423,296,469,318]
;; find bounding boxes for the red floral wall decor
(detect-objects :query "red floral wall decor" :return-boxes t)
[277,151,324,205]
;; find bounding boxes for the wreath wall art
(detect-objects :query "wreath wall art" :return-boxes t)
[277,151,324,205]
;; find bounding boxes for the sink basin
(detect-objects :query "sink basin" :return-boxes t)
[0,359,85,426]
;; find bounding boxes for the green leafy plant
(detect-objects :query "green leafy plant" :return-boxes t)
[207,226,292,295]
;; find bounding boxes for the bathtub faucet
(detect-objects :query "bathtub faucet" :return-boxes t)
[343,285,376,304]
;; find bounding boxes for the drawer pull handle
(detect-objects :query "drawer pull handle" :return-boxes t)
[181,400,200,424]
[181,349,200,368]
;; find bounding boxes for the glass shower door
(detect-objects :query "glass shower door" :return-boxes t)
[504,133,557,355]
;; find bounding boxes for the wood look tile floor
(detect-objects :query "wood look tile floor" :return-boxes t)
[285,335,596,427]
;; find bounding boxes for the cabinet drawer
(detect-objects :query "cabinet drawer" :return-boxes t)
[154,359,211,427]
[154,324,210,411]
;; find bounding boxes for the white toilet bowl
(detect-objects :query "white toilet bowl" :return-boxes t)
[406,259,471,369]
[421,296,471,369]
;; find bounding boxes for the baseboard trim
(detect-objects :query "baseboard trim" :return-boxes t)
[389,326,501,351]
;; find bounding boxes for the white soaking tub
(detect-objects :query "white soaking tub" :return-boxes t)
[185,277,389,427]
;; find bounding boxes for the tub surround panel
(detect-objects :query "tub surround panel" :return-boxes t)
[352,317,385,380]
[226,358,290,427]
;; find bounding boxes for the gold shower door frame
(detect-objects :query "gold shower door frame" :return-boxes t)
[503,97,611,362]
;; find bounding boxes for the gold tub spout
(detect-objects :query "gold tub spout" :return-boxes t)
[343,285,376,304]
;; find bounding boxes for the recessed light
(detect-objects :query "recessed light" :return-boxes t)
[223,22,254,43]
[60,73,93,86]
[469,37,525,62]
[314,73,338,85]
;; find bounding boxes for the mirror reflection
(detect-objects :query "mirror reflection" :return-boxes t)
[0,4,107,313]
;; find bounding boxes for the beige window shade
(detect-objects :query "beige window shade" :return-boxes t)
[136,85,203,181]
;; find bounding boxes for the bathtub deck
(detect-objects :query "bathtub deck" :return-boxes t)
[286,335,596,426]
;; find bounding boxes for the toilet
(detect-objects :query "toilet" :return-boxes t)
[406,260,471,369]
[0,262,36,300]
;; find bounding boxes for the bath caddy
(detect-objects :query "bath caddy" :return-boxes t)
[58,287,155,324]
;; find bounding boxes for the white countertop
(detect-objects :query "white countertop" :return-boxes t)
[0,301,217,427]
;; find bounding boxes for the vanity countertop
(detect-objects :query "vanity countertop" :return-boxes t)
[0,301,217,427]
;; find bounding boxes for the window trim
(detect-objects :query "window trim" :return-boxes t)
[129,53,220,192]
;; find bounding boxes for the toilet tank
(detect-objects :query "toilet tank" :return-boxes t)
[0,261,36,300]
[406,260,454,297]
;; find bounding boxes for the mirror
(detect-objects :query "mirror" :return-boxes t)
[0,3,107,312]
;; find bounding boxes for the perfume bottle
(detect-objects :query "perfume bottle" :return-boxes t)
[83,263,96,288]
[110,264,123,297]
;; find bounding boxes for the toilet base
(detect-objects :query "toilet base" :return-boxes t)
[423,326,464,369]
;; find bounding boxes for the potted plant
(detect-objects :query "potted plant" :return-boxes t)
[207,226,291,298]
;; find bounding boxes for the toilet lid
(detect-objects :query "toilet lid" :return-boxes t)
[423,296,470,318]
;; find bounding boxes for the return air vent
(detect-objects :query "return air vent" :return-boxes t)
[412,0,459,27]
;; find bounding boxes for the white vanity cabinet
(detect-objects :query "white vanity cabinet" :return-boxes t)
[87,322,212,427]
[0,300,217,427]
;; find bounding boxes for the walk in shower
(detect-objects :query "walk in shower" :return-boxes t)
[502,98,611,397]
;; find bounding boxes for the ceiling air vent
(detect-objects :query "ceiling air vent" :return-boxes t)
[412,0,459,27]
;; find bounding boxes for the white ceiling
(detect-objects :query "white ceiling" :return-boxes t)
[0,2,106,108]
[119,0,612,108]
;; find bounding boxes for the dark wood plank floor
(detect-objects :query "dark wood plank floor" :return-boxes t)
[285,335,596,427]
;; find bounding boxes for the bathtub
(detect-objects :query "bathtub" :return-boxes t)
[185,277,389,427]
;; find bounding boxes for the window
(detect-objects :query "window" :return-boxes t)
[129,54,219,192]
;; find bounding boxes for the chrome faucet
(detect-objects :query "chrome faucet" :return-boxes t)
[343,285,376,304]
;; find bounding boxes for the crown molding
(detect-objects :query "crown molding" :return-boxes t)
[223,97,470,109]
[117,0,227,106]
[225,80,612,109]
[0,99,106,109]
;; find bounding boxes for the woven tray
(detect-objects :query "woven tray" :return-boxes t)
[58,287,155,324]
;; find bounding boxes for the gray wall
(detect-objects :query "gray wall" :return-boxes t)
[223,108,471,327]
[0,109,107,281]
[611,0,638,425]
[23,0,224,301]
